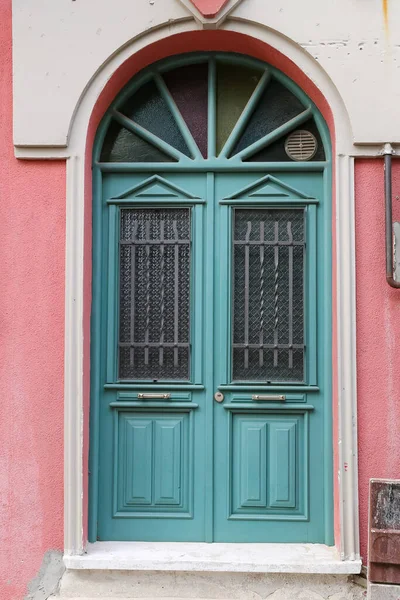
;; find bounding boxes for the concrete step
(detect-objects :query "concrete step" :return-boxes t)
[54,569,365,599]
[64,542,361,574]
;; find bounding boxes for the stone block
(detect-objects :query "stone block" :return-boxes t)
[368,583,400,600]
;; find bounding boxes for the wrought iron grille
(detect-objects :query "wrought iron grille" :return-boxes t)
[119,208,191,380]
[232,208,305,382]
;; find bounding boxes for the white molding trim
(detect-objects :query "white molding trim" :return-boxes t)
[15,143,397,160]
[64,154,85,554]
[336,155,359,561]
[41,18,359,560]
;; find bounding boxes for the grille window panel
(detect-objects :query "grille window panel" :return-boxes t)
[232,208,305,382]
[119,208,191,380]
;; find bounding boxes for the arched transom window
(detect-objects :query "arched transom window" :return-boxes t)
[97,54,327,165]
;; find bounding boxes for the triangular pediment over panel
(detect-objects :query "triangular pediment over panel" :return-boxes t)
[224,175,314,201]
[114,175,200,200]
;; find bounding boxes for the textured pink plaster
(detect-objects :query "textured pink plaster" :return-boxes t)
[356,159,400,563]
[0,1,66,598]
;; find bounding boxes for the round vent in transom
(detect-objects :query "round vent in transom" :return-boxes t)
[285,130,318,161]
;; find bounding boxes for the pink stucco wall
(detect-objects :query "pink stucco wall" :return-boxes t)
[356,159,400,562]
[2,3,400,595]
[0,1,66,598]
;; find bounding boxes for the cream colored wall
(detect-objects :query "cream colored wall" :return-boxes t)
[12,0,399,151]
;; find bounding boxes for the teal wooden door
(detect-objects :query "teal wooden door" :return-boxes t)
[90,54,333,544]
[212,172,329,542]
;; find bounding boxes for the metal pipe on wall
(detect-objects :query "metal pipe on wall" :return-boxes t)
[383,143,400,288]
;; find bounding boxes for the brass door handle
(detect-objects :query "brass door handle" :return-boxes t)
[137,393,171,399]
[252,394,286,401]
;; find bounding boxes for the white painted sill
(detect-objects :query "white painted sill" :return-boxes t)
[64,542,362,575]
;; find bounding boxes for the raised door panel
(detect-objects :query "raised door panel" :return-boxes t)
[230,412,307,520]
[115,410,192,517]
[269,421,296,508]
[123,418,153,506]
[154,419,182,506]
[239,421,267,508]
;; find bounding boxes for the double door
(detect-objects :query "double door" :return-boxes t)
[93,170,332,543]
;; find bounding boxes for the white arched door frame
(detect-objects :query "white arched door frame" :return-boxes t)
[24,18,359,562]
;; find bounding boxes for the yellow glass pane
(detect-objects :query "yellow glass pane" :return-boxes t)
[216,63,262,155]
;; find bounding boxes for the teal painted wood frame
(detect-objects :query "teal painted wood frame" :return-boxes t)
[104,201,205,385]
[214,200,318,387]
[90,52,333,544]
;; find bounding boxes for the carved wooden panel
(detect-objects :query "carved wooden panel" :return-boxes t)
[114,410,193,517]
[230,412,308,520]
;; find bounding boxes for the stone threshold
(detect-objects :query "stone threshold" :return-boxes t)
[64,542,362,574]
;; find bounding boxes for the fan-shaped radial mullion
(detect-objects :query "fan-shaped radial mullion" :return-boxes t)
[233,106,313,162]
[153,72,202,160]
[207,57,217,159]
[219,69,271,159]
[111,109,191,163]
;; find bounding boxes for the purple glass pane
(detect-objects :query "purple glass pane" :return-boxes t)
[164,63,208,158]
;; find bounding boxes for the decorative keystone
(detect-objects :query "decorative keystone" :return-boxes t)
[189,0,229,18]
[178,0,244,28]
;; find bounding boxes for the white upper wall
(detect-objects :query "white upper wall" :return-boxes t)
[12,0,400,150]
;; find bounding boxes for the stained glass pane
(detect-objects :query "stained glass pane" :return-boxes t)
[231,79,305,156]
[232,208,305,382]
[245,118,326,162]
[164,64,208,158]
[121,80,190,157]
[119,208,191,381]
[100,120,175,162]
[216,63,262,155]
